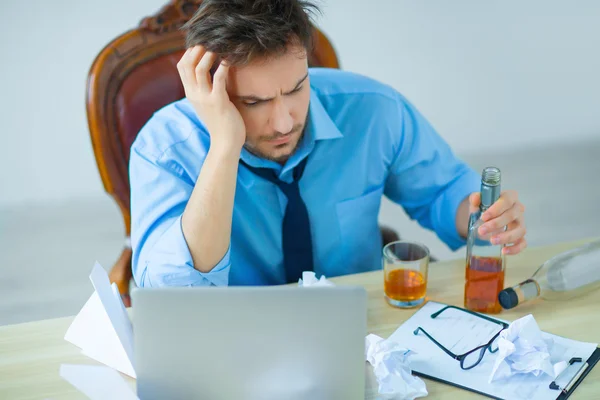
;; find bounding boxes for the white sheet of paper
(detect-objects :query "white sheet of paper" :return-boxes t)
[89,262,134,362]
[388,301,597,400]
[64,263,136,378]
[60,364,138,400]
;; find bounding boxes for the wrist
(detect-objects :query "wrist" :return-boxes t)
[207,141,243,161]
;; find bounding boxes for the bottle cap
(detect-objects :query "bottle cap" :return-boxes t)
[498,287,519,309]
[481,167,501,210]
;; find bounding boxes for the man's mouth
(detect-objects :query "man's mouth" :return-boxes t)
[268,135,293,145]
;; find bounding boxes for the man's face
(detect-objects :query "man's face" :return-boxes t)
[227,45,310,164]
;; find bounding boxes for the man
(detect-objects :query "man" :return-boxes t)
[130,0,527,288]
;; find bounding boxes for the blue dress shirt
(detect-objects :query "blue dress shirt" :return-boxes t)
[129,68,480,287]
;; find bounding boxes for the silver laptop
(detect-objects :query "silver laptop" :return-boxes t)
[131,285,367,400]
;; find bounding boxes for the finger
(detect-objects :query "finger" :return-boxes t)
[212,61,230,96]
[490,219,526,245]
[180,46,205,87]
[469,192,480,213]
[195,51,218,92]
[502,237,528,255]
[479,202,520,235]
[176,47,194,86]
[481,190,518,221]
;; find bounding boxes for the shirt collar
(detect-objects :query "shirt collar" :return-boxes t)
[304,89,344,142]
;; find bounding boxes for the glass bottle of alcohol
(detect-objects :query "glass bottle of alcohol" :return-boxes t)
[464,167,505,314]
[499,239,600,309]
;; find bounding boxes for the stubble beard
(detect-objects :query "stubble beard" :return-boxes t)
[243,125,305,164]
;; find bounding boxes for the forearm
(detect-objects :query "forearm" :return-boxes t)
[182,146,240,273]
[455,195,472,239]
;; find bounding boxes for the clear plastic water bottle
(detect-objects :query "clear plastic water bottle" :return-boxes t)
[498,239,600,309]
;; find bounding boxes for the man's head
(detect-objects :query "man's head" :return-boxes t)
[182,0,320,163]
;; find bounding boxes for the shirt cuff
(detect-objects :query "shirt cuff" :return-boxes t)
[432,167,481,251]
[140,215,231,287]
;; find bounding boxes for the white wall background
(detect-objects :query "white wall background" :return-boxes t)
[1,0,599,207]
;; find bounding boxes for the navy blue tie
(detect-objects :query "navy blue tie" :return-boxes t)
[240,157,313,283]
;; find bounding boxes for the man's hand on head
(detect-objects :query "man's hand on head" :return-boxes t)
[177,45,246,155]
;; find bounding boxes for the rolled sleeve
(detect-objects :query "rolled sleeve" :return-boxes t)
[384,94,480,250]
[139,215,231,287]
[130,142,231,288]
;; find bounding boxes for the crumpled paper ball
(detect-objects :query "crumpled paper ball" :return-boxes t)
[365,334,428,400]
[297,271,335,287]
[489,314,568,382]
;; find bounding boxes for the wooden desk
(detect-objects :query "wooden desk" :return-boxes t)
[1,238,599,400]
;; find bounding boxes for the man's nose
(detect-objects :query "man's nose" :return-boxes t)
[270,98,294,134]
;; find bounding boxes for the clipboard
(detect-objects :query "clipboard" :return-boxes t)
[409,347,600,400]
[411,371,503,400]
[387,301,600,400]
[554,348,600,400]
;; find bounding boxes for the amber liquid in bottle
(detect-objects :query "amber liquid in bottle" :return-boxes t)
[464,167,506,314]
[465,256,505,313]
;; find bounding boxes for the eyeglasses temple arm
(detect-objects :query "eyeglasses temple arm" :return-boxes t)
[413,327,459,359]
[431,305,509,329]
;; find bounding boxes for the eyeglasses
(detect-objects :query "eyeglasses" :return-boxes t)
[413,305,509,370]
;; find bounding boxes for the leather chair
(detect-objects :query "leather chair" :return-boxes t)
[86,0,400,306]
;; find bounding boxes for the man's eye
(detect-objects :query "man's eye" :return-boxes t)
[244,101,259,107]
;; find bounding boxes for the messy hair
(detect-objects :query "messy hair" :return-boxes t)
[182,0,321,66]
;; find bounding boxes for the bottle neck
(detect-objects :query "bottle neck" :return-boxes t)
[480,181,501,213]
[518,279,541,300]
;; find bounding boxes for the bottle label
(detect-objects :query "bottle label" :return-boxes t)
[515,279,541,303]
